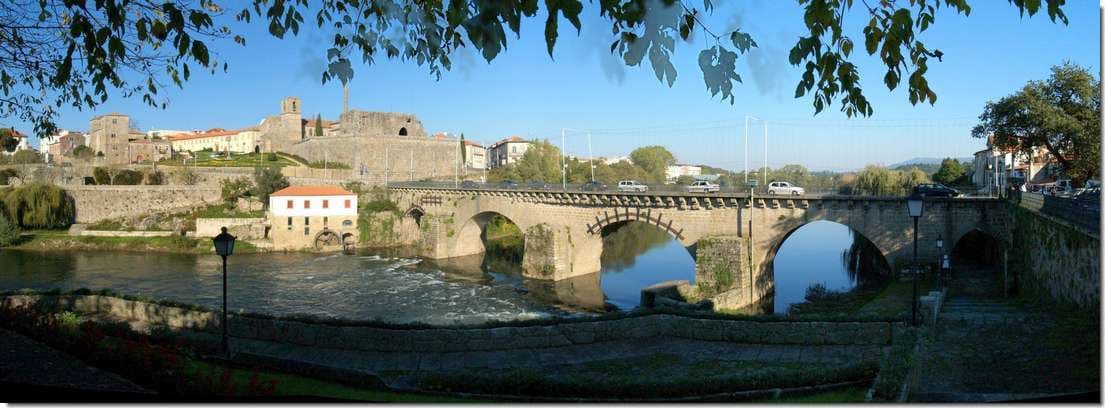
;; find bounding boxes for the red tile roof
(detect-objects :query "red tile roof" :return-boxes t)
[167,128,241,141]
[271,185,355,197]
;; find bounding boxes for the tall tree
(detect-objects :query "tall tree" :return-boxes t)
[459,133,467,165]
[973,63,1101,184]
[932,158,966,185]
[629,146,676,183]
[0,1,1070,136]
[252,167,289,207]
[314,114,324,137]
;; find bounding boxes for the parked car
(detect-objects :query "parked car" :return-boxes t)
[460,180,480,189]
[580,181,608,192]
[617,180,649,192]
[498,180,519,189]
[767,181,804,196]
[527,181,552,190]
[686,180,720,193]
[912,183,960,198]
[1073,187,1101,213]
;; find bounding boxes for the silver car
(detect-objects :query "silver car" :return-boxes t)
[686,180,720,193]
[768,181,805,196]
[617,180,648,192]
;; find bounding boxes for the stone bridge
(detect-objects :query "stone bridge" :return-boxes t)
[390,186,1010,310]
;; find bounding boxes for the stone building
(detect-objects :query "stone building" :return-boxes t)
[125,139,172,163]
[487,136,531,169]
[1,128,32,155]
[666,165,702,182]
[257,96,307,152]
[268,185,358,251]
[41,130,86,164]
[88,113,131,164]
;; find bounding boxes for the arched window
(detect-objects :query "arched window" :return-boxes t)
[399,127,408,136]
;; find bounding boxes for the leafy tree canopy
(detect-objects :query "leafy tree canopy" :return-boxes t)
[252,166,289,205]
[973,62,1100,184]
[629,145,676,183]
[0,1,1070,137]
[932,157,966,185]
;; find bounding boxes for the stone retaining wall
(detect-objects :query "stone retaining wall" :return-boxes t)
[64,185,220,223]
[196,218,267,240]
[77,230,176,237]
[1,295,905,354]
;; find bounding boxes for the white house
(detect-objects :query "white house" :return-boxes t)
[268,185,359,250]
[168,128,263,154]
[665,164,702,182]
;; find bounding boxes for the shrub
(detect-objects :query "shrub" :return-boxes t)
[112,169,144,185]
[0,168,19,185]
[252,166,288,205]
[173,168,199,185]
[265,152,278,161]
[145,170,166,185]
[220,177,253,207]
[0,213,19,246]
[92,167,111,185]
[804,283,830,301]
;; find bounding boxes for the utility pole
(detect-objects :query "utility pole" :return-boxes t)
[763,120,768,187]
[455,133,460,188]
[587,131,595,183]
[743,116,749,185]
[343,84,350,114]
[561,128,567,190]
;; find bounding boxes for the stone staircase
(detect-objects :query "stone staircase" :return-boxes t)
[939,298,1029,325]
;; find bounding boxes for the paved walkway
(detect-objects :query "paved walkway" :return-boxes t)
[0,328,152,396]
[911,269,1099,402]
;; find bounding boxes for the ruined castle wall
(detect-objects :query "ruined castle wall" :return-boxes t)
[337,111,426,138]
[64,185,220,223]
[282,136,461,185]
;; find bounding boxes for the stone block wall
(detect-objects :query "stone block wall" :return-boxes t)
[64,185,220,223]
[1008,205,1100,309]
[196,218,267,240]
[692,235,753,310]
[0,295,906,354]
[283,136,460,184]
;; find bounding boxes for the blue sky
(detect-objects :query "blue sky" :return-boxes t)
[11,1,1100,171]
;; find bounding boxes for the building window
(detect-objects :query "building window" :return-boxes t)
[344,199,351,209]
[287,217,292,230]
[323,217,328,226]
[399,127,408,136]
[322,200,329,209]
[304,200,311,209]
[342,220,353,227]
[305,227,310,236]
[287,200,293,209]
[305,217,310,226]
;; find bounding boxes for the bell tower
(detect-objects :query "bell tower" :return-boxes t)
[281,96,302,115]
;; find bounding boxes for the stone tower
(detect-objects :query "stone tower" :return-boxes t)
[281,96,302,115]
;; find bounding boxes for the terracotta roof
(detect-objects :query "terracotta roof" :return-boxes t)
[167,128,241,141]
[464,140,484,147]
[271,185,355,197]
[490,136,529,147]
[304,119,335,128]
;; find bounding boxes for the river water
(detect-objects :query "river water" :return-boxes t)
[0,221,887,324]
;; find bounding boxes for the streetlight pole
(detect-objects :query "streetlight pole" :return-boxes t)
[906,193,924,327]
[561,128,567,190]
[587,131,595,183]
[212,227,236,357]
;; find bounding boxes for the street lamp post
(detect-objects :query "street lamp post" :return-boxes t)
[936,236,944,291]
[212,227,236,357]
[906,193,925,327]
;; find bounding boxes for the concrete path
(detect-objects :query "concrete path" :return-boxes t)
[0,328,152,396]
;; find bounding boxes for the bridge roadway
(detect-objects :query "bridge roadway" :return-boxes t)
[386,184,1009,310]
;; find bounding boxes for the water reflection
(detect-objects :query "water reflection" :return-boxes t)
[771,221,891,313]
[598,222,696,310]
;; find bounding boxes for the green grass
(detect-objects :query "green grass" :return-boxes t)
[306,160,350,169]
[156,151,296,168]
[190,204,265,219]
[856,278,935,318]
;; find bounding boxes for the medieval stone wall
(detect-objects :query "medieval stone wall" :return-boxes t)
[282,136,460,184]
[64,185,220,223]
[335,110,426,138]
[1008,204,1100,309]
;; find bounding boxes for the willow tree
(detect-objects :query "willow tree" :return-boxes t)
[1,183,74,229]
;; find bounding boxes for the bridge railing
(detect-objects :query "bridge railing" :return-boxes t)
[1014,191,1100,233]
[386,181,847,195]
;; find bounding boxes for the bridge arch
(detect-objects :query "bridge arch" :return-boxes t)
[585,207,693,247]
[404,205,425,226]
[453,210,526,259]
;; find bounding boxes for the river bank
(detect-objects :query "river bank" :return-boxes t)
[9,230,261,254]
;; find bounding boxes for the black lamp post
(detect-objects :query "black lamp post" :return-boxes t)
[906,193,925,327]
[936,235,944,291]
[212,226,236,357]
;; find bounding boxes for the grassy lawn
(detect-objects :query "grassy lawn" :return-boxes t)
[155,151,296,168]
[856,278,935,318]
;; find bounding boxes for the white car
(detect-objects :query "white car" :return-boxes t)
[768,181,805,196]
[686,180,721,193]
[617,180,648,192]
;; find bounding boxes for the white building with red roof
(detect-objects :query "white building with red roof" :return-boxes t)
[267,185,358,251]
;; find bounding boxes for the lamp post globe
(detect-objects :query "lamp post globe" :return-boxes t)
[211,226,236,357]
[906,193,924,326]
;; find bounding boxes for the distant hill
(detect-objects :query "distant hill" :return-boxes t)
[889,157,973,168]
